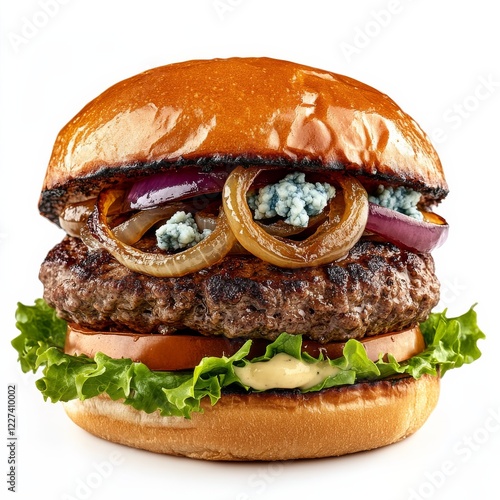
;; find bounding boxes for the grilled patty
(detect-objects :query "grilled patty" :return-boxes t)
[40,236,439,342]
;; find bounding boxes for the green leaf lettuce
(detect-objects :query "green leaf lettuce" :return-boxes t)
[12,299,485,418]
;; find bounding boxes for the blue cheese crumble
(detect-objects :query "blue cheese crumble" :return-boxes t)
[247,172,336,227]
[156,211,212,251]
[369,185,422,220]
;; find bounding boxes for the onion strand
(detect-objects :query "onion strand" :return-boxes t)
[222,167,369,268]
[89,189,236,277]
[112,203,189,245]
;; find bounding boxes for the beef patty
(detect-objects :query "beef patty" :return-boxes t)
[40,236,440,342]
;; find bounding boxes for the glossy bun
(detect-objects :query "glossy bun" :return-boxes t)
[62,374,439,461]
[40,57,447,223]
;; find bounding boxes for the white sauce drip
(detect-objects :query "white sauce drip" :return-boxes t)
[234,353,340,391]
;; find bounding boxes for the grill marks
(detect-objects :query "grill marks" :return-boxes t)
[40,237,439,343]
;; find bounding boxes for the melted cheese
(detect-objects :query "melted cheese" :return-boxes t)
[234,353,340,391]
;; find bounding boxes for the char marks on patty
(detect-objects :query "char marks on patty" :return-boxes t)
[40,237,439,342]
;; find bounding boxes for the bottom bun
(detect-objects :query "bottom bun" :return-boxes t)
[63,374,440,461]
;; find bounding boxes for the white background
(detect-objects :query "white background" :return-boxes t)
[1,1,498,499]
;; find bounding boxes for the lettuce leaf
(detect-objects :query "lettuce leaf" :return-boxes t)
[12,299,485,418]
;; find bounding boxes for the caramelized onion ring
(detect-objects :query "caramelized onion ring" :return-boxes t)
[89,189,236,277]
[59,199,96,237]
[222,167,369,268]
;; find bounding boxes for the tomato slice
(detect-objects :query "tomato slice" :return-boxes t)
[301,327,425,364]
[65,324,425,371]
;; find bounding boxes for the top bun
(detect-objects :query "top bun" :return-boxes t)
[40,57,447,223]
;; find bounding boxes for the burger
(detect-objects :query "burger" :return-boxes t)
[13,57,484,461]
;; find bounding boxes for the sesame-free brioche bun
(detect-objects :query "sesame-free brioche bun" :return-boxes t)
[62,374,440,461]
[39,58,445,461]
[40,57,447,224]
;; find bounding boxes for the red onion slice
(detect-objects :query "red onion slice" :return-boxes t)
[127,167,293,210]
[127,166,230,209]
[128,167,448,255]
[366,202,448,253]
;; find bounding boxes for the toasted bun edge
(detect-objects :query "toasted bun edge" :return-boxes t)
[63,374,440,461]
[41,57,447,223]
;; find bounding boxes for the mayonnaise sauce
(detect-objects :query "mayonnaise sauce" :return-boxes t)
[234,353,340,391]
